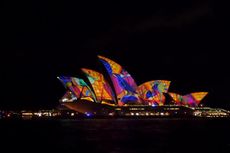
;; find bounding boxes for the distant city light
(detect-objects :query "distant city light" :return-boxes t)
[62,98,68,102]
[85,112,91,117]
[38,112,42,117]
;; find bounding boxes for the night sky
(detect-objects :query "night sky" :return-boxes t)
[1,1,229,110]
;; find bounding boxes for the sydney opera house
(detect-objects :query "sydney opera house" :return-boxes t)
[57,55,229,118]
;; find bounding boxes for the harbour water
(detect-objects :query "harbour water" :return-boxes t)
[1,118,230,153]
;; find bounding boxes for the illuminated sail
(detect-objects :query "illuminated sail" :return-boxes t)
[81,68,115,103]
[190,92,208,105]
[137,80,171,105]
[168,92,208,106]
[98,55,139,105]
[57,76,80,98]
[71,77,97,101]
[57,76,96,102]
[168,92,183,105]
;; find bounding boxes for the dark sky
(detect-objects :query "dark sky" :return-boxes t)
[1,1,229,110]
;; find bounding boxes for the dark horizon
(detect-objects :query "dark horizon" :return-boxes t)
[1,1,229,110]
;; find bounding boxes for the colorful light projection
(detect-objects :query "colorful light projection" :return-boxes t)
[57,76,80,98]
[168,92,208,107]
[137,80,171,106]
[58,55,208,107]
[71,77,97,101]
[98,55,140,105]
[57,76,96,102]
[81,68,116,103]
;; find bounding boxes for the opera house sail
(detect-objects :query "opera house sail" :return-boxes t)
[136,80,171,106]
[98,55,140,106]
[56,55,225,118]
[81,68,116,104]
[57,76,96,102]
[168,92,208,107]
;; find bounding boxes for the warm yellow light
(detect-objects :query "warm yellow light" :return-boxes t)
[81,97,94,102]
